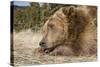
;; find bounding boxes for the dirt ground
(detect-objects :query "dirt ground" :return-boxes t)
[12,29,97,66]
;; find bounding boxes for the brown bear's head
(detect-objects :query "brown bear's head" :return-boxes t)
[39,6,85,54]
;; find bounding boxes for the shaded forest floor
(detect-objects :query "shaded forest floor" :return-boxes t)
[13,29,97,66]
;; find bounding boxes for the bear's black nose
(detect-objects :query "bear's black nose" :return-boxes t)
[39,42,46,47]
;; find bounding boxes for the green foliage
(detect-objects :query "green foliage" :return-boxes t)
[13,2,65,32]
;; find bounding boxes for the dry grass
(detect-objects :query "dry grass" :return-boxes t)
[13,29,97,66]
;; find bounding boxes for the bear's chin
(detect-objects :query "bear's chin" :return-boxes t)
[43,44,63,54]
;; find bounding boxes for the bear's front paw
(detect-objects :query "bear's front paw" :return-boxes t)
[34,47,45,55]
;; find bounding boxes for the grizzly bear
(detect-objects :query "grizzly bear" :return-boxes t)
[38,6,97,56]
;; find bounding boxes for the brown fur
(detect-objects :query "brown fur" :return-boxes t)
[38,6,97,56]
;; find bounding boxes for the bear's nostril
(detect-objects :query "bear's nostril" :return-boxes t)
[39,42,46,47]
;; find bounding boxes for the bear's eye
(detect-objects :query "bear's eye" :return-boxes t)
[48,23,54,28]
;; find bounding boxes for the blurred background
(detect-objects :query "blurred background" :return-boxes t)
[11,1,72,32]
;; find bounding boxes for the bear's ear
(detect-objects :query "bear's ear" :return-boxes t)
[62,6,76,18]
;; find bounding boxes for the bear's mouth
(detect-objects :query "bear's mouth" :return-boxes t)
[43,46,58,54]
[43,48,53,54]
[42,44,61,54]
